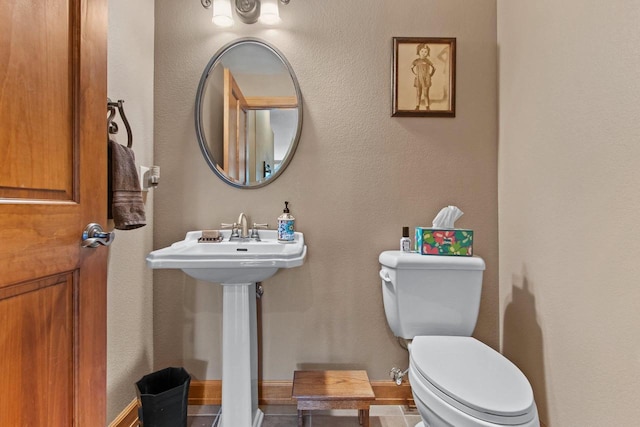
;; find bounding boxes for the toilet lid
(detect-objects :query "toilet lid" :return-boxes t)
[411,336,536,425]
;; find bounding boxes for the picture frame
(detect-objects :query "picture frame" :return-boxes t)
[392,37,456,117]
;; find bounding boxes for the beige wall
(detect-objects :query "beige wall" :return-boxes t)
[106,0,155,421]
[153,0,498,381]
[498,1,640,425]
[103,0,640,423]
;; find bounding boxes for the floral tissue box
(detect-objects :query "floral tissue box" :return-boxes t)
[415,227,473,256]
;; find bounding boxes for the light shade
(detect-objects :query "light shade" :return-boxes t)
[259,0,281,24]
[212,0,234,27]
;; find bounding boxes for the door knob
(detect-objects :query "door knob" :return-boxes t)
[81,223,115,248]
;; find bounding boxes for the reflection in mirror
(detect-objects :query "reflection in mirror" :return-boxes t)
[195,38,303,188]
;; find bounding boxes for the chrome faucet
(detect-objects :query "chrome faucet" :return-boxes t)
[238,212,249,239]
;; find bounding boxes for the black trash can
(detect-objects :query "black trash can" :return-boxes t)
[135,367,191,427]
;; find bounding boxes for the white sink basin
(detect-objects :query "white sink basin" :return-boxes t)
[146,230,306,284]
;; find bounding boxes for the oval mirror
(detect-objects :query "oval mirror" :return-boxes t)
[195,38,303,188]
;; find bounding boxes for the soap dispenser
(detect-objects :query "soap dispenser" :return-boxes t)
[277,201,295,242]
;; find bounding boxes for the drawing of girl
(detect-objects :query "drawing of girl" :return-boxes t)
[411,43,436,110]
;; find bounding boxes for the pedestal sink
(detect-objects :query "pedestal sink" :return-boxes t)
[147,230,306,427]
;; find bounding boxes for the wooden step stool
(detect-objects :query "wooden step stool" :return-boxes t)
[292,370,375,427]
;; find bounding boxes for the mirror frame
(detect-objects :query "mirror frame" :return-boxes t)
[195,37,303,189]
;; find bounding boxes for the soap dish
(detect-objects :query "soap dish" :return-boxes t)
[198,230,223,243]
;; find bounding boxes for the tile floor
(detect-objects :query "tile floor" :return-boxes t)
[188,405,422,427]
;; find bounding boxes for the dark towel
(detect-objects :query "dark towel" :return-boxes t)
[109,139,146,230]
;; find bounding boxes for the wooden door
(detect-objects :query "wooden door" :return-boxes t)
[223,68,248,184]
[0,0,108,426]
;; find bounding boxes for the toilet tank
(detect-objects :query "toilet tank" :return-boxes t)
[379,251,485,340]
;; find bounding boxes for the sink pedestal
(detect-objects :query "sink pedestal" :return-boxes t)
[220,282,263,427]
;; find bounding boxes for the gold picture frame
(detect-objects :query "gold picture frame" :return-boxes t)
[392,37,456,117]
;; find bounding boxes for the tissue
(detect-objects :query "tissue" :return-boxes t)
[432,205,464,228]
[415,206,473,256]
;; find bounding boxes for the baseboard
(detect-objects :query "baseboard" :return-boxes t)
[107,399,138,427]
[371,380,414,405]
[109,379,414,427]
[188,379,414,406]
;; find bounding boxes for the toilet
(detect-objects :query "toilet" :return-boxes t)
[379,251,539,427]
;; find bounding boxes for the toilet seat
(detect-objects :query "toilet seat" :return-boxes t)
[410,336,536,426]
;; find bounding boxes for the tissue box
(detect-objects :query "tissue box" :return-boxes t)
[415,227,473,256]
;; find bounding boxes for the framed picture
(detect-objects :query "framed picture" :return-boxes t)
[392,37,456,117]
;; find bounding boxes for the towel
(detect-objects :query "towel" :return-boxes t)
[109,139,146,230]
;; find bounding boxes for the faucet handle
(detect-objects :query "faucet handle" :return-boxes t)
[221,222,239,238]
[250,223,269,240]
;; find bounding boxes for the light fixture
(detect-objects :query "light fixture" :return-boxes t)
[211,0,233,27]
[258,0,280,25]
[201,0,290,26]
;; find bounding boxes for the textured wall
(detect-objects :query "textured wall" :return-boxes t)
[153,0,498,381]
[498,1,640,425]
[106,0,155,421]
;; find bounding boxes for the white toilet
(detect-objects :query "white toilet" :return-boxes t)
[379,251,539,427]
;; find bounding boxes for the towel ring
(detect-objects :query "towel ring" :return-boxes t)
[107,98,133,148]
